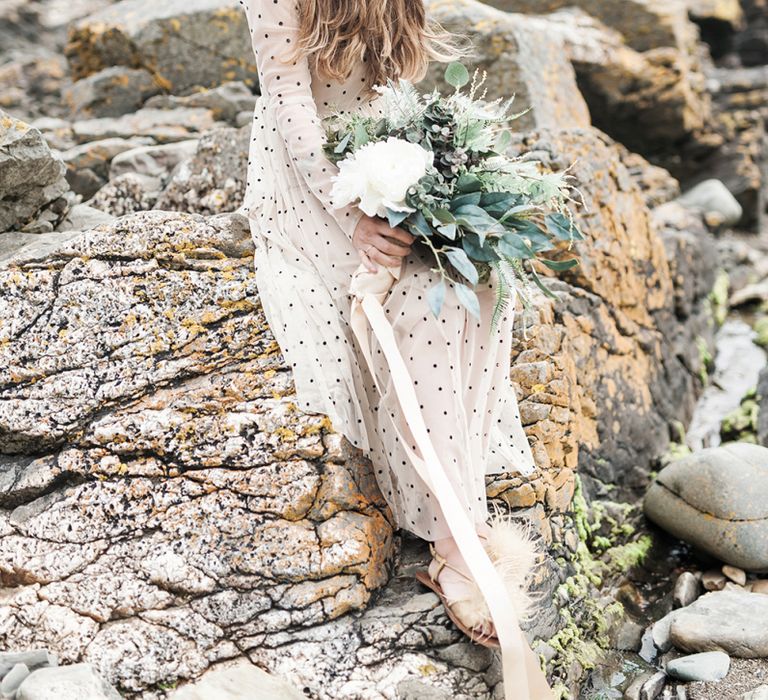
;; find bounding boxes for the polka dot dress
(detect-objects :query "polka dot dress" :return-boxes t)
[238,0,537,542]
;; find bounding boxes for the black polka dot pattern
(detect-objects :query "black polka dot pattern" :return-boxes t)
[238,0,538,543]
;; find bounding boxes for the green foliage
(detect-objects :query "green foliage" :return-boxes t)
[322,62,583,326]
[721,386,759,443]
[707,269,730,327]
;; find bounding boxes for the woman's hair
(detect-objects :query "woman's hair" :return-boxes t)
[289,0,473,95]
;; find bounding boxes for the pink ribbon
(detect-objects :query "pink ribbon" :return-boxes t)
[349,261,553,700]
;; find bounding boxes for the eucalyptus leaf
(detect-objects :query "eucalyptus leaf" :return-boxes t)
[462,233,497,262]
[545,212,585,241]
[455,173,483,193]
[385,208,410,228]
[497,234,536,260]
[427,279,446,319]
[437,223,457,240]
[445,248,480,285]
[334,131,352,154]
[540,257,579,271]
[450,192,483,210]
[529,263,558,299]
[455,282,481,319]
[445,62,470,88]
[353,122,370,147]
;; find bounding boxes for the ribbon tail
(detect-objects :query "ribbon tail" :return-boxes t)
[348,264,553,700]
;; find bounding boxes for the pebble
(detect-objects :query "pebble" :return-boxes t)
[673,572,700,608]
[723,565,747,585]
[751,580,768,596]
[16,664,121,700]
[1,663,30,697]
[702,570,727,591]
[666,651,731,682]
[742,686,768,700]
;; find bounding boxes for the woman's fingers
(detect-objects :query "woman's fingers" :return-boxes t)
[359,249,378,272]
[372,233,412,257]
[377,221,417,246]
[368,247,403,268]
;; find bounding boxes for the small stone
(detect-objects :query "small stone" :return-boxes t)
[751,580,768,596]
[625,672,655,700]
[1,663,31,697]
[676,179,743,228]
[676,686,687,699]
[665,651,731,682]
[641,671,666,700]
[723,565,747,586]
[702,570,727,591]
[673,572,700,607]
[651,611,683,653]
[742,686,768,700]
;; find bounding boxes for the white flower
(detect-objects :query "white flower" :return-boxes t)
[330,136,433,218]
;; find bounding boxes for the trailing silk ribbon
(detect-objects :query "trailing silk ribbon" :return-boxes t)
[348,261,553,700]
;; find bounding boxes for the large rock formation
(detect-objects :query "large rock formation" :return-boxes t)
[64,0,259,95]
[422,0,591,132]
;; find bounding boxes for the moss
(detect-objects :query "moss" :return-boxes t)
[754,316,768,348]
[603,534,652,575]
[708,269,729,327]
[696,335,714,386]
[721,386,758,443]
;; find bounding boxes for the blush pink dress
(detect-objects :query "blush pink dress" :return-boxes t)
[239,0,537,543]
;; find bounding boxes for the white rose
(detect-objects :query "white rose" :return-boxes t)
[330,136,434,218]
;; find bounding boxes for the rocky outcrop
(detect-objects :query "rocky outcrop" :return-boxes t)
[64,0,259,95]
[0,211,393,696]
[506,129,716,498]
[0,110,73,233]
[422,0,591,132]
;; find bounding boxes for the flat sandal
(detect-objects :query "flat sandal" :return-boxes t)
[414,543,500,649]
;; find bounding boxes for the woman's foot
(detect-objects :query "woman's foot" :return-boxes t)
[428,525,496,641]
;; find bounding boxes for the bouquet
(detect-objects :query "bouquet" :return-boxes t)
[324,62,584,332]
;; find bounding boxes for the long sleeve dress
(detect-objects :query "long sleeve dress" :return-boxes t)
[238,0,537,543]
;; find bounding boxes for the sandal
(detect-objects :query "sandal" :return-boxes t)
[415,543,501,648]
[415,513,540,648]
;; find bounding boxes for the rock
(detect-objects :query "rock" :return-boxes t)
[155,126,250,214]
[702,570,728,592]
[669,589,768,657]
[71,107,227,144]
[169,659,306,700]
[62,66,162,119]
[673,572,700,607]
[17,664,121,700]
[422,0,591,132]
[686,0,744,57]
[610,618,646,652]
[143,82,257,125]
[65,0,259,95]
[676,179,743,228]
[55,205,115,233]
[723,565,747,586]
[1,663,31,697]
[483,0,700,54]
[1,110,71,233]
[643,443,768,572]
[109,139,200,180]
[60,135,155,198]
[665,651,731,682]
[508,8,711,153]
[652,610,684,654]
[735,0,768,67]
[0,650,57,676]
[0,211,394,694]
[752,580,768,595]
[742,686,768,700]
[642,671,667,699]
[0,230,84,266]
[86,172,163,215]
[624,672,655,700]
[758,368,768,448]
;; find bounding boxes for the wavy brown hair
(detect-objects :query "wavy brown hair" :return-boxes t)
[289,0,472,96]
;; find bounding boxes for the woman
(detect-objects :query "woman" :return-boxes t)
[240,1,551,696]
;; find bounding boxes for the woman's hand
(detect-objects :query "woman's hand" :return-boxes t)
[352,214,416,273]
